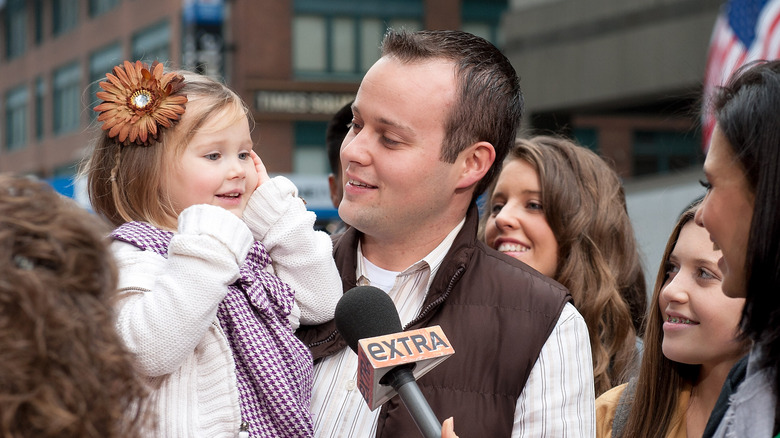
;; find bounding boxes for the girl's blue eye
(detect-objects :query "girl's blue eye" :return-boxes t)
[205,153,220,161]
[490,203,504,215]
[238,152,250,160]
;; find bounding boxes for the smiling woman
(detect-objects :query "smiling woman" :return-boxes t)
[659,222,743,368]
[596,200,749,438]
[480,136,647,397]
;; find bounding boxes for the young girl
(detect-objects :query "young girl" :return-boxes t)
[84,60,342,437]
[595,201,749,438]
[480,136,646,396]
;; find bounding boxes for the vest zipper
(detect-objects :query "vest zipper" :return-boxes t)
[307,328,339,349]
[238,421,249,438]
[404,266,464,329]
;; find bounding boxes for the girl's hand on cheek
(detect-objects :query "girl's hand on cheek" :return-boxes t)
[251,150,271,189]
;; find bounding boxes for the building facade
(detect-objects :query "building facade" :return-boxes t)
[503,0,722,178]
[0,0,506,190]
[0,0,184,178]
[2,0,720,271]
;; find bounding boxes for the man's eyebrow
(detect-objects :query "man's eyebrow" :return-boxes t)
[377,117,413,133]
[352,105,414,133]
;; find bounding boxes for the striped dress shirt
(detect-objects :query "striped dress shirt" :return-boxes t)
[310,220,595,437]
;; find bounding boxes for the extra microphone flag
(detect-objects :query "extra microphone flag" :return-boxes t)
[356,325,454,410]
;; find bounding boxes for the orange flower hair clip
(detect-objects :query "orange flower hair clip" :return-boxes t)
[94,60,187,146]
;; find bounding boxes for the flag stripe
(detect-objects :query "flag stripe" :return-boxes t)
[702,0,780,150]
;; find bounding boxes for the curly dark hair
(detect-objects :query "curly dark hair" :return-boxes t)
[0,174,149,437]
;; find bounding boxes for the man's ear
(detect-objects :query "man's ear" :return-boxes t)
[455,141,495,190]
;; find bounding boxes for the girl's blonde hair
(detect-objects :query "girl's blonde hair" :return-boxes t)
[480,136,646,396]
[82,71,251,229]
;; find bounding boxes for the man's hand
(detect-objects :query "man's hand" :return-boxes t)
[442,417,459,438]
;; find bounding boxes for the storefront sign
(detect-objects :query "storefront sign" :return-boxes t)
[255,91,354,116]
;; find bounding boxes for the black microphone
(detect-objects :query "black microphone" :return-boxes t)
[335,285,443,438]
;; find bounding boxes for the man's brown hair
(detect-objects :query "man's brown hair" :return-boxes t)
[381,29,524,199]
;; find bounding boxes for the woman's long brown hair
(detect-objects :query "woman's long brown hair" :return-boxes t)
[480,136,646,396]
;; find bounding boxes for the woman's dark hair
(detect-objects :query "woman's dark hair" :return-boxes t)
[712,59,780,432]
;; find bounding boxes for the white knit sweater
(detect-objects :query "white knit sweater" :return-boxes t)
[112,176,341,437]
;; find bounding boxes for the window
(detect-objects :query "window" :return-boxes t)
[90,0,120,17]
[387,18,421,32]
[132,20,171,64]
[292,0,422,79]
[293,16,327,73]
[34,0,44,45]
[572,127,598,152]
[52,161,79,177]
[35,77,46,140]
[5,84,29,151]
[359,18,383,72]
[331,17,356,74]
[89,43,123,121]
[294,121,329,175]
[53,62,82,135]
[53,0,79,36]
[5,0,27,59]
[462,22,492,42]
[292,15,420,78]
[462,0,507,45]
[633,130,703,177]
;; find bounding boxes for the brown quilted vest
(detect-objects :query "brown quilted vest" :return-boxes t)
[297,205,571,437]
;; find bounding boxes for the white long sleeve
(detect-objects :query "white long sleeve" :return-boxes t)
[113,204,253,377]
[513,302,596,437]
[243,176,341,326]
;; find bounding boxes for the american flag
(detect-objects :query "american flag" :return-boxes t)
[702,0,780,150]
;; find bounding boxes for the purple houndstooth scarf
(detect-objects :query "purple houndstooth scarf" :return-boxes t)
[113,221,314,437]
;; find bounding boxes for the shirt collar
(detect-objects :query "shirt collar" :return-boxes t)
[356,217,467,291]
